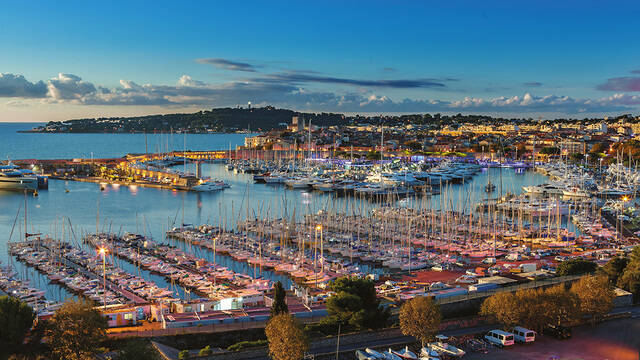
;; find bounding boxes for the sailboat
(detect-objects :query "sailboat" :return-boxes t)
[484,180,496,193]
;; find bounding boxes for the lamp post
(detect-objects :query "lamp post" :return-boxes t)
[98,247,107,310]
[316,224,323,273]
[313,227,318,281]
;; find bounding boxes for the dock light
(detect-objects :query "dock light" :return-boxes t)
[315,224,322,231]
[98,247,107,255]
[622,196,629,202]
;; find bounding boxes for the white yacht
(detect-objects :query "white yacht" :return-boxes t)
[0,166,38,191]
[522,183,565,195]
[192,179,229,192]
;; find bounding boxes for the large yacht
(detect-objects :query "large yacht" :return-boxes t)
[0,165,38,191]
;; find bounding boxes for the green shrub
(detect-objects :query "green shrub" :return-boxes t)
[198,345,213,356]
[226,340,268,351]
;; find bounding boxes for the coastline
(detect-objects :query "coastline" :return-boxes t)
[16,130,244,134]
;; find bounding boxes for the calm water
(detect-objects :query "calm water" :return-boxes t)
[0,125,556,302]
[0,122,253,159]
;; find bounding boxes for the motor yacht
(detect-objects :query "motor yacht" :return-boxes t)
[0,165,38,191]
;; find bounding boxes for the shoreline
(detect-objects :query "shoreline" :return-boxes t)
[16,130,248,134]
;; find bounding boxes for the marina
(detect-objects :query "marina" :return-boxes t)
[3,3,640,359]
[2,147,637,325]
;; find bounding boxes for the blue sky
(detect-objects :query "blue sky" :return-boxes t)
[1,0,640,121]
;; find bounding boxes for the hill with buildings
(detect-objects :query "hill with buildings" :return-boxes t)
[22,106,638,134]
[24,106,347,133]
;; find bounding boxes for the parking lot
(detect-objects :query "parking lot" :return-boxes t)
[464,317,639,360]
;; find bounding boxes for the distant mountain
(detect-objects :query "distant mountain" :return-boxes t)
[24,106,347,133]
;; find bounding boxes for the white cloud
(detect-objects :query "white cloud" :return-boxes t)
[2,72,640,115]
[46,73,96,101]
[0,73,47,98]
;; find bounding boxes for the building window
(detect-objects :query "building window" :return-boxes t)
[124,313,133,320]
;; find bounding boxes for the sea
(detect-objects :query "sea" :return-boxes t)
[0,122,556,302]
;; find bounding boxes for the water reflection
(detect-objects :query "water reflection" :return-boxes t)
[1,165,555,302]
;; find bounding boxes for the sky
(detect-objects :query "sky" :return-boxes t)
[1,0,640,122]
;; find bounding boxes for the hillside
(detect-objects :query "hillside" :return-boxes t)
[26,106,347,133]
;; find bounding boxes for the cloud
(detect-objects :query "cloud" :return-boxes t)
[177,75,207,87]
[631,69,640,74]
[523,82,543,87]
[46,73,97,101]
[0,73,47,98]
[382,67,396,72]
[254,72,447,89]
[596,76,640,92]
[6,99,30,107]
[2,72,640,115]
[195,58,258,72]
[596,93,640,106]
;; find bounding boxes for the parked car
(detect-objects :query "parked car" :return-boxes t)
[543,324,572,339]
[484,330,515,347]
[513,326,536,343]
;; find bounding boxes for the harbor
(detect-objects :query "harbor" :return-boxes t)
[2,149,638,332]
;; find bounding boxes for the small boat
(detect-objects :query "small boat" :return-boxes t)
[356,350,376,360]
[484,181,496,193]
[419,347,440,360]
[426,335,465,358]
[383,349,402,360]
[365,348,385,359]
[392,346,418,359]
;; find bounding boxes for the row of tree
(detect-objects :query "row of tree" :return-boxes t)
[480,275,615,331]
[601,247,640,302]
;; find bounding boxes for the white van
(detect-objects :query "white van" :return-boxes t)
[513,326,536,343]
[484,330,515,347]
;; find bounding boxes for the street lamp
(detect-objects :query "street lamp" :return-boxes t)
[315,225,324,273]
[98,247,107,310]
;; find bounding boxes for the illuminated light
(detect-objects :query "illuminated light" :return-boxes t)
[622,196,629,202]
[315,224,322,231]
[98,247,107,255]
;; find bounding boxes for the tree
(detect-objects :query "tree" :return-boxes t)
[365,151,381,160]
[617,266,640,303]
[116,340,160,360]
[514,288,547,331]
[0,296,36,354]
[569,153,585,163]
[46,299,108,360]
[601,257,630,284]
[556,258,597,276]
[178,350,190,359]
[589,142,608,154]
[480,292,520,328]
[571,275,615,325]
[617,246,640,302]
[265,314,308,360]
[543,285,580,328]
[404,140,423,152]
[271,281,289,317]
[399,296,441,347]
[7,355,47,360]
[325,276,389,330]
